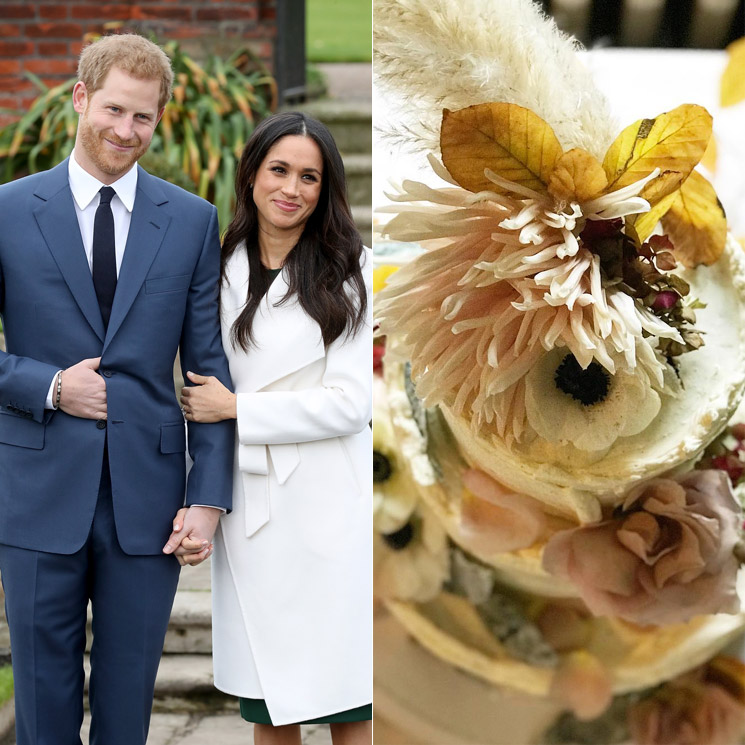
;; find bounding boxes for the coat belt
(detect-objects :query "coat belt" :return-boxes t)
[239,443,300,536]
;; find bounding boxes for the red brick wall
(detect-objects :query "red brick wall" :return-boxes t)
[0,0,277,125]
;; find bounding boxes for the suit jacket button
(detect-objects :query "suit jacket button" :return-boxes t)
[96,420,107,430]
[102,370,113,378]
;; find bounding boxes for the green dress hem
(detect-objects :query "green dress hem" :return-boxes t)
[239,698,372,725]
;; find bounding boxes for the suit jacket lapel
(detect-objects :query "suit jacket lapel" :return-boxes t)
[33,159,106,342]
[103,166,170,351]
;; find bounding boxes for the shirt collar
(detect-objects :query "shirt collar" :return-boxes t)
[68,150,138,212]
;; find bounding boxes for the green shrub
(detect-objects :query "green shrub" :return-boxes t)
[0,41,277,229]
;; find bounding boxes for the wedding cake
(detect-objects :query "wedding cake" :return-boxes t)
[373,0,745,741]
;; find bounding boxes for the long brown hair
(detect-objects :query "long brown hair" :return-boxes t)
[221,112,367,350]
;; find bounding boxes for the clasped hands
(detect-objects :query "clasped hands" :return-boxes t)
[162,505,221,566]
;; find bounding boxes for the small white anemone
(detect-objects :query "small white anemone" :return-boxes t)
[524,347,662,451]
[373,378,419,534]
[373,505,450,603]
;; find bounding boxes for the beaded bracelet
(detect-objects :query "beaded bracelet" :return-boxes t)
[55,372,62,409]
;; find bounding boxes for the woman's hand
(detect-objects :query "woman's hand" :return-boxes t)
[181,371,237,422]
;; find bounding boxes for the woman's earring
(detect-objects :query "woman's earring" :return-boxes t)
[248,183,253,189]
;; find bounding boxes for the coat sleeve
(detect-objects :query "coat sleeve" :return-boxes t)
[235,249,373,445]
[180,204,236,510]
[0,229,59,424]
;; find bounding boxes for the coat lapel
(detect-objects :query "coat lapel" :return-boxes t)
[33,159,105,341]
[227,254,325,392]
[103,166,171,352]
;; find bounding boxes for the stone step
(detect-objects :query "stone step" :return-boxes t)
[294,99,372,154]
[316,62,371,105]
[163,591,213,655]
[344,152,372,207]
[0,601,214,664]
[0,621,8,662]
[352,205,373,247]
[83,653,236,713]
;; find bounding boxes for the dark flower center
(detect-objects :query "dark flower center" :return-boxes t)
[373,451,392,483]
[382,522,414,551]
[554,355,610,406]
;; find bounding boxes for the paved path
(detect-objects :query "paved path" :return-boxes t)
[75,712,332,745]
[316,62,371,102]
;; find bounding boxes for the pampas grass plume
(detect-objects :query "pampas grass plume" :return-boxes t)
[374,0,617,158]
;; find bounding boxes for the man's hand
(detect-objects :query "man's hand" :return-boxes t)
[59,357,107,420]
[162,505,222,567]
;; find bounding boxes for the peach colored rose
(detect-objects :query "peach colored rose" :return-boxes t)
[542,470,742,625]
[459,469,547,554]
[629,660,745,745]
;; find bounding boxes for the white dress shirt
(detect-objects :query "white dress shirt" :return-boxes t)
[68,149,137,275]
[45,152,137,409]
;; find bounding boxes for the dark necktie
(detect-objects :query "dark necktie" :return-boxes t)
[92,186,117,328]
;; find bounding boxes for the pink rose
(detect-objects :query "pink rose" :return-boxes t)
[542,470,742,625]
[629,658,745,745]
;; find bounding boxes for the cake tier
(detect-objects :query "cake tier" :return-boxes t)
[386,572,745,698]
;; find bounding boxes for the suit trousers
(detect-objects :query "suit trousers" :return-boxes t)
[0,454,181,745]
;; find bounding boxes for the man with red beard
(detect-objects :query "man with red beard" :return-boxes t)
[0,34,233,745]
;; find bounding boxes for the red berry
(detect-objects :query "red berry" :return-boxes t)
[651,290,678,311]
[373,344,385,372]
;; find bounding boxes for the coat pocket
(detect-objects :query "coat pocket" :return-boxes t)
[0,411,45,449]
[145,274,191,295]
[160,422,186,453]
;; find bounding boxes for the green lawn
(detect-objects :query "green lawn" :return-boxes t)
[307,0,371,62]
[0,666,12,706]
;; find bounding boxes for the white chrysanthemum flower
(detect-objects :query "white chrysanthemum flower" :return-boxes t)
[375,157,682,446]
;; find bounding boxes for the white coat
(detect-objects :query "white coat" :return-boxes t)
[211,244,373,725]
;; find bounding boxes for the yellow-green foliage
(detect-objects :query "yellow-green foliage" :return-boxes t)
[0,666,12,706]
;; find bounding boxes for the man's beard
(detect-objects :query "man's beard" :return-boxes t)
[78,111,149,177]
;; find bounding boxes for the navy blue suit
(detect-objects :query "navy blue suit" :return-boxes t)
[0,159,234,744]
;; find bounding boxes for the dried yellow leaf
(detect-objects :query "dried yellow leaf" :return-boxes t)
[701,135,718,174]
[721,36,745,107]
[547,149,608,203]
[625,170,686,243]
[627,189,681,245]
[602,104,712,193]
[440,102,561,195]
[661,171,727,268]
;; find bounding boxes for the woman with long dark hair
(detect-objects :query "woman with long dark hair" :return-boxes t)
[178,112,372,745]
